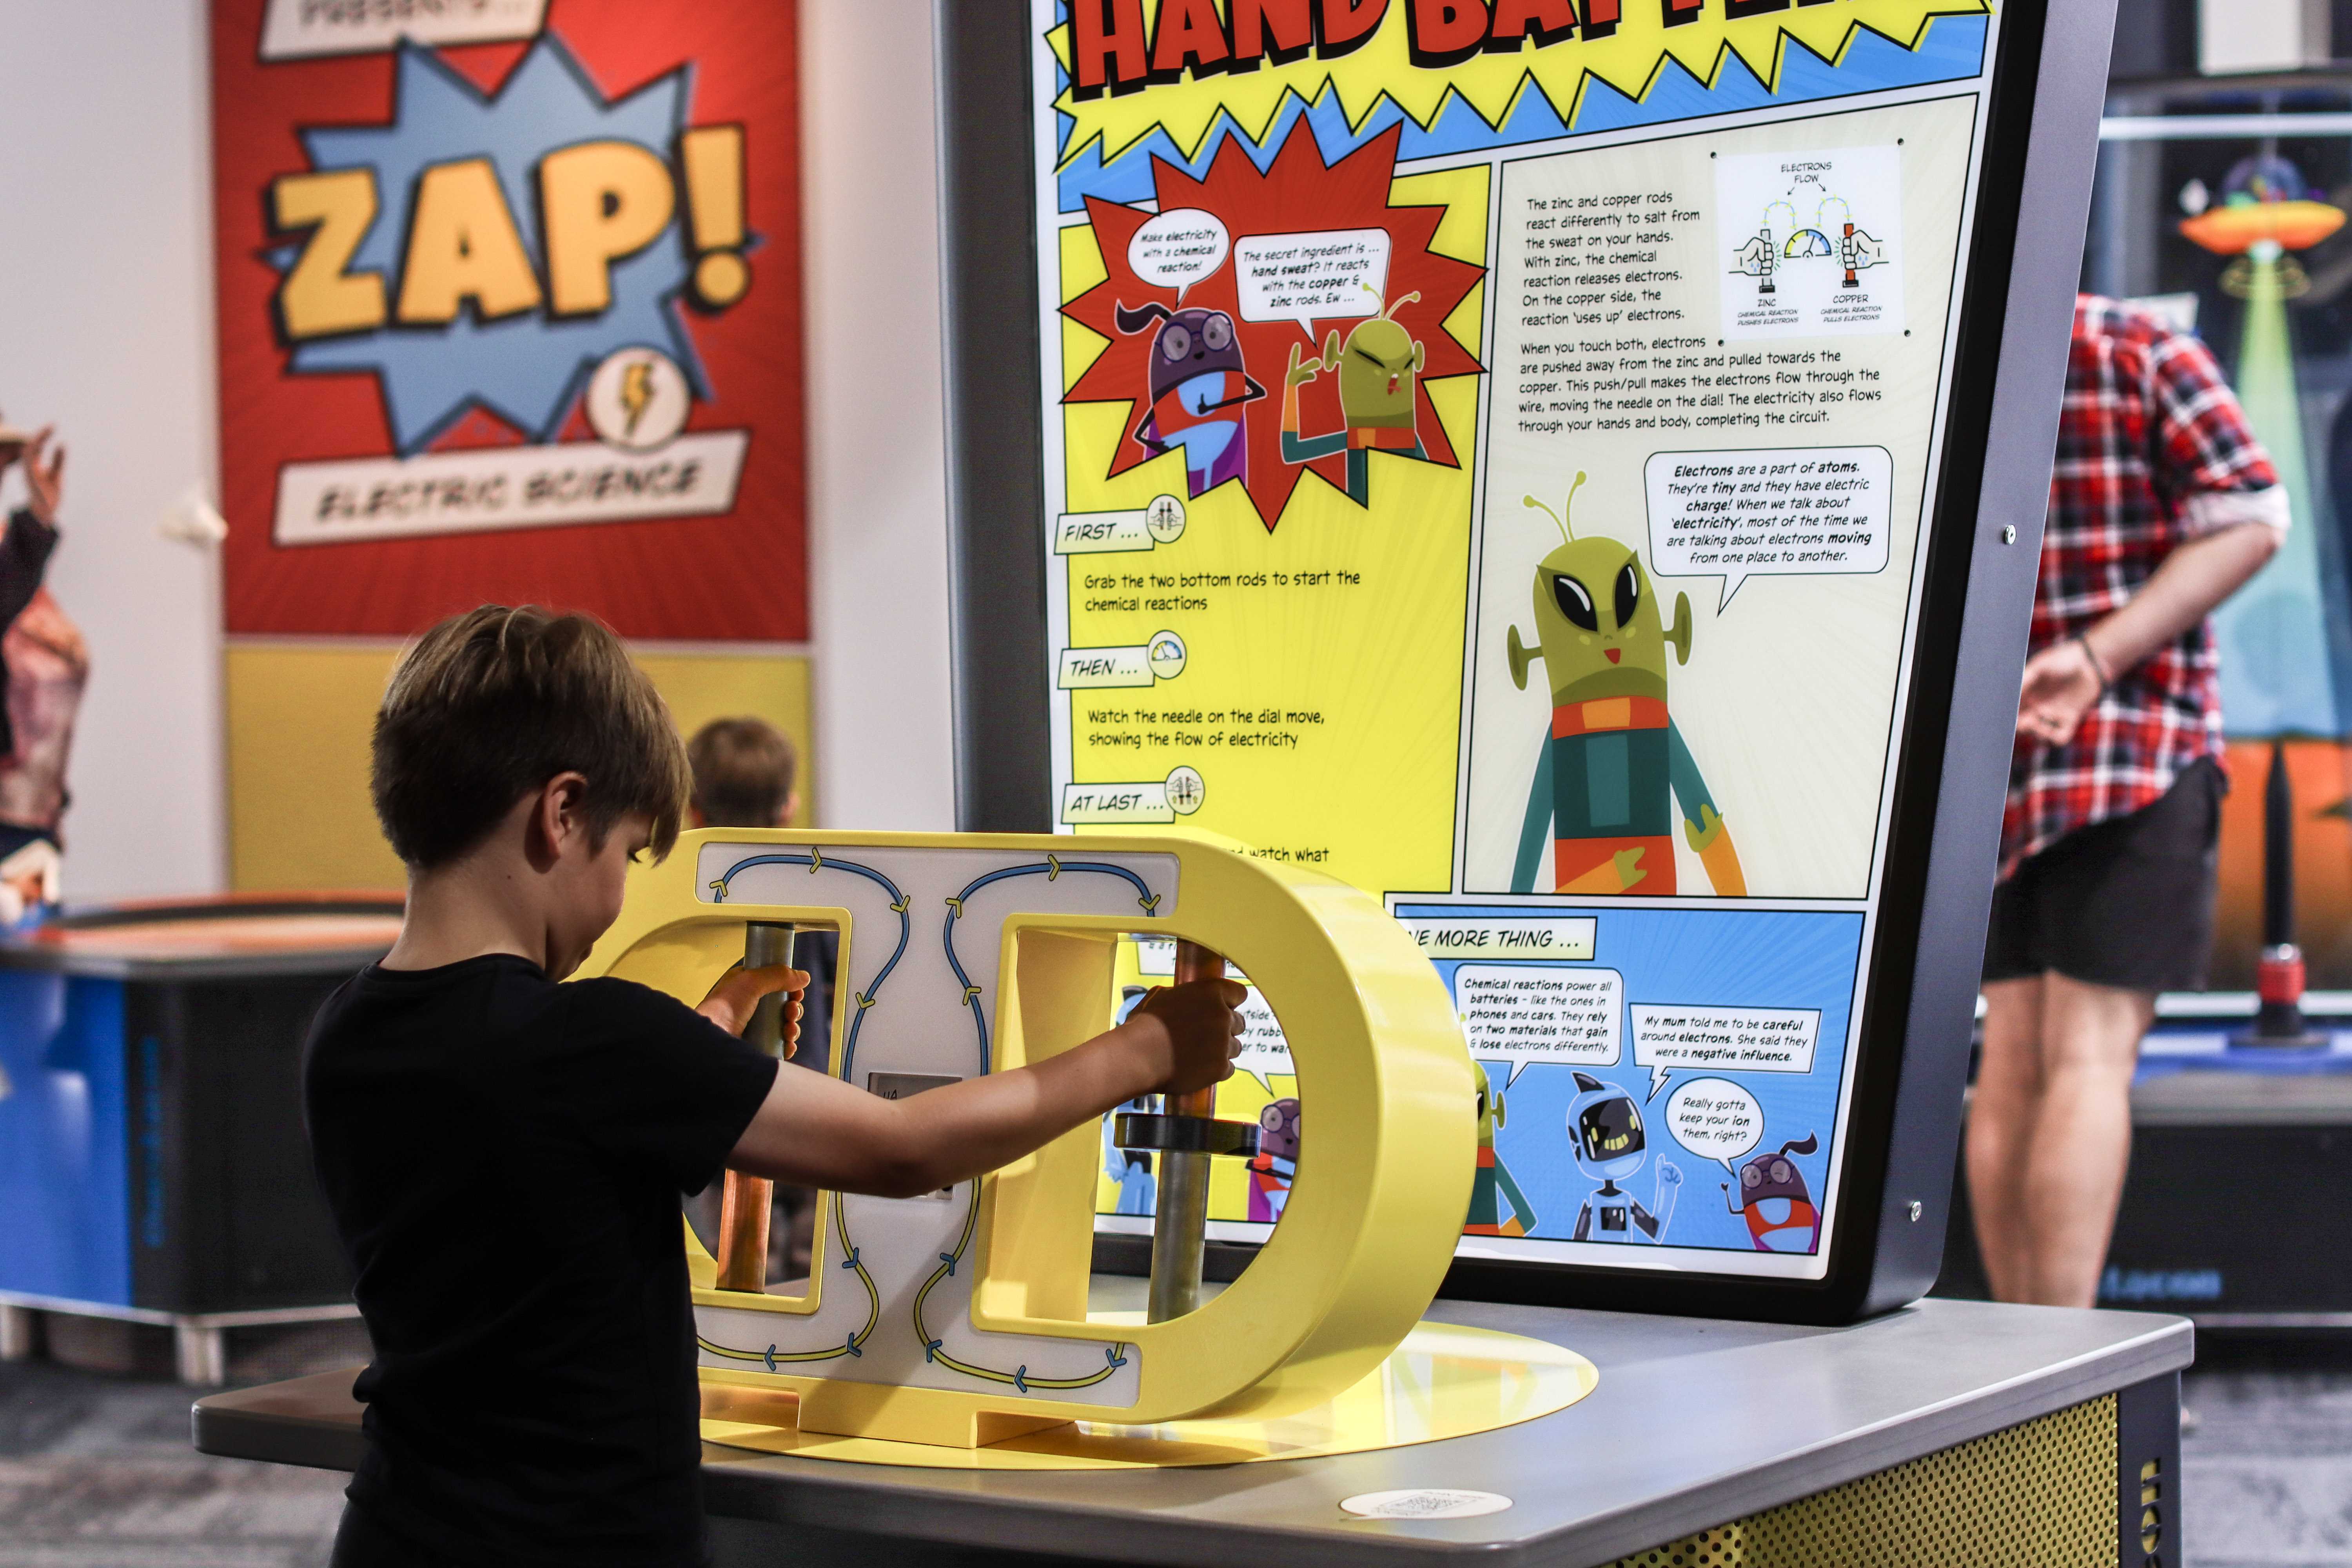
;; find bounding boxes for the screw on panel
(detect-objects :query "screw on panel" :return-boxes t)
[2002,525,2017,544]
[1907,1200,1922,1221]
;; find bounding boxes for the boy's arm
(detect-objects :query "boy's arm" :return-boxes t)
[725,978,1245,1199]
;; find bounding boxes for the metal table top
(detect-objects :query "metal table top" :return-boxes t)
[192,1285,2189,1567]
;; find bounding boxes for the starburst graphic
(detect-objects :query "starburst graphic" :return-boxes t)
[283,35,703,453]
[1060,126,1483,529]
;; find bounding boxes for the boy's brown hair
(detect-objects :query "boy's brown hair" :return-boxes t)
[372,606,690,869]
[686,716,797,829]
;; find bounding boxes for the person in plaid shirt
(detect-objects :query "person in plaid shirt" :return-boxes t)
[1969,296,2287,1308]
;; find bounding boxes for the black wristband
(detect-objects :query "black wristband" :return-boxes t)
[2074,631,2111,699]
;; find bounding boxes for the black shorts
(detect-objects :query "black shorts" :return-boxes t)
[1983,756,2223,994]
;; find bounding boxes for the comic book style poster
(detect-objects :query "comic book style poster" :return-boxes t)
[1038,1,2005,1278]
[211,0,804,640]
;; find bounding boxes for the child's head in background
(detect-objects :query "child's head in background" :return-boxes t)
[687,716,798,830]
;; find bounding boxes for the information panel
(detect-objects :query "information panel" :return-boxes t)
[1029,1,2020,1285]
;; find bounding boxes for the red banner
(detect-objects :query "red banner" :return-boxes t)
[211,0,805,640]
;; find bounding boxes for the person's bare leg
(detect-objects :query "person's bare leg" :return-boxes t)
[2018,973,2154,1307]
[1969,977,2046,1302]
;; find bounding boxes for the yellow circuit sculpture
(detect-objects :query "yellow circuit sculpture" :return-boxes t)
[575,829,1474,1450]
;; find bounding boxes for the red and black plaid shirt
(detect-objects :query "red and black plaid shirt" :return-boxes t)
[2002,296,2282,874]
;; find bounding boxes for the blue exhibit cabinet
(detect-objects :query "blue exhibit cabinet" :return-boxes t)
[0,899,399,1313]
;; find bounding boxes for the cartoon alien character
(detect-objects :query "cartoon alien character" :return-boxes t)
[1567,1071,1681,1243]
[1246,1097,1299,1224]
[1279,291,1428,505]
[1464,1061,1538,1237]
[1508,472,1745,897]
[1723,1133,1821,1253]
[1116,302,1266,498]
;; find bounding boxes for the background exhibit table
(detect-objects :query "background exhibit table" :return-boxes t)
[193,1286,2189,1567]
[0,895,401,1383]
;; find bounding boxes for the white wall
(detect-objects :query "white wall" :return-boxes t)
[0,0,225,899]
[2198,0,2328,74]
[0,0,960,899]
[801,0,958,832]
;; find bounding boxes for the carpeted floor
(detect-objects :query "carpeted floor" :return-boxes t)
[0,1323,359,1568]
[2180,1337,2352,1568]
[2,1319,2347,1566]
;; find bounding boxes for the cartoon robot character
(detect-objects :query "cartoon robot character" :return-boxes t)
[1280,291,1428,505]
[1566,1071,1681,1244]
[1102,1090,1158,1216]
[1246,1097,1299,1223]
[1508,473,1745,897]
[1100,984,1160,1216]
[1723,1133,1821,1253]
[1464,1060,1538,1236]
[1115,302,1266,498]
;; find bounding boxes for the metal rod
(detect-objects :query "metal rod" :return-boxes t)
[1147,939,1224,1323]
[716,922,796,1292]
[2263,740,2293,949]
[742,921,796,1057]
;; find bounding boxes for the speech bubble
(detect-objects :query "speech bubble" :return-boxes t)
[1127,208,1230,303]
[1663,1077,1766,1176]
[1234,228,1392,334]
[1629,1004,1820,1100]
[1230,984,1295,1094]
[1644,445,1891,611]
[1455,964,1624,1087]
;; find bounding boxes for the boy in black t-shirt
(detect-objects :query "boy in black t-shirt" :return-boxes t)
[305,607,1244,1568]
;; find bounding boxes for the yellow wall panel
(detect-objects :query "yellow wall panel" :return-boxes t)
[226,643,813,893]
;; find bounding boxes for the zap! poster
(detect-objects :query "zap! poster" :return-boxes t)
[211,0,803,641]
[1042,0,2004,1280]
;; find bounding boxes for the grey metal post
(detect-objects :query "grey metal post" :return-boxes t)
[1147,941,1225,1322]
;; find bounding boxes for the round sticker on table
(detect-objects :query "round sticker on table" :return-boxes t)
[1339,1489,1513,1520]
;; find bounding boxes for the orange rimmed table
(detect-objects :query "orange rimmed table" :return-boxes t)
[0,893,402,1383]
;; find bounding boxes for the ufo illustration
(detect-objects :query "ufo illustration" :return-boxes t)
[2181,153,2347,255]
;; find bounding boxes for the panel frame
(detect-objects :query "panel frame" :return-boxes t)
[935,0,2122,1323]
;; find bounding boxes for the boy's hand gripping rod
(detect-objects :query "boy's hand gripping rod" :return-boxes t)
[715,930,1250,1315]
[1115,941,1259,1322]
[715,922,796,1292]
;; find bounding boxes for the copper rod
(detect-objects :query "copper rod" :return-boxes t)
[714,1172,774,1293]
[715,922,795,1292]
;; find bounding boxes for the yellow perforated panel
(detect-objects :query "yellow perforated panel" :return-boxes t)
[1608,1395,2116,1568]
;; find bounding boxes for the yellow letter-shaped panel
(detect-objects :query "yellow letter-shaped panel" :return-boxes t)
[574,830,1474,1448]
